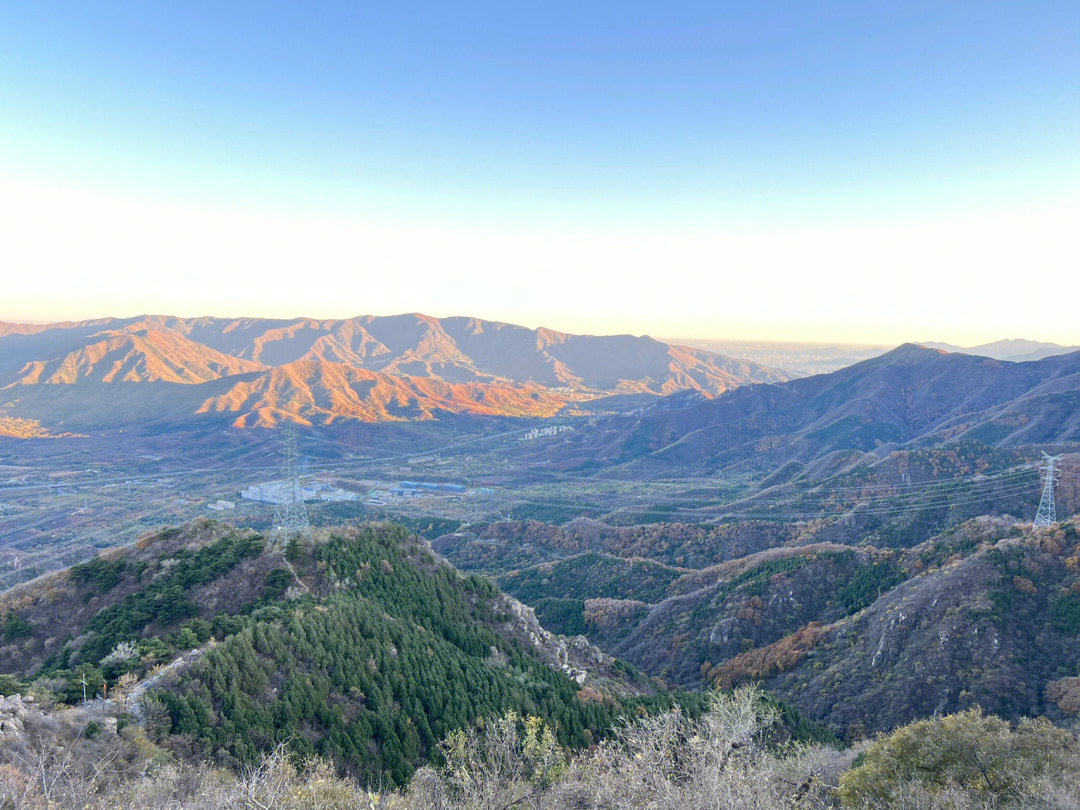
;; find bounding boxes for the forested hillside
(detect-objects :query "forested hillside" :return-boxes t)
[435,518,803,572]
[441,515,1080,738]
[0,520,693,785]
[746,520,1080,734]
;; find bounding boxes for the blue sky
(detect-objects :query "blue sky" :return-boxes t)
[2,2,1079,342]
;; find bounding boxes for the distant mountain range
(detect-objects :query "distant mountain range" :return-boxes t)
[7,317,1077,441]
[921,338,1080,362]
[0,315,791,429]
[537,343,1080,475]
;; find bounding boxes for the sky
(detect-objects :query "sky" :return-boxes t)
[1,1,1078,345]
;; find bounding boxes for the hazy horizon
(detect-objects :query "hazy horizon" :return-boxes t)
[3,2,1078,344]
[3,310,1076,353]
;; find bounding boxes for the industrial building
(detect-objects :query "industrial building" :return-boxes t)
[396,480,467,494]
[242,479,358,505]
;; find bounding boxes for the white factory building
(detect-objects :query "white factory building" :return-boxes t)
[241,479,358,505]
[241,481,297,505]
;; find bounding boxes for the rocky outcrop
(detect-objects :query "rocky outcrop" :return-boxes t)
[0,694,33,737]
[498,595,653,696]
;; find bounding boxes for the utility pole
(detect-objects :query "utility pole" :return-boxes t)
[269,421,313,547]
[81,673,88,703]
[1034,452,1061,528]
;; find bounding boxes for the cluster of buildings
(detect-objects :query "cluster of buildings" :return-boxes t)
[241,479,359,505]
[523,424,573,441]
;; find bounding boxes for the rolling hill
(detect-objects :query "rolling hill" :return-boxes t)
[0,315,791,429]
[540,344,1080,476]
[0,520,671,785]
[740,520,1080,735]
[471,517,1080,738]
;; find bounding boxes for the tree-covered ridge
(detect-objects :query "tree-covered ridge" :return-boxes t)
[434,518,802,572]
[444,512,1080,740]
[1,521,284,681]
[49,532,264,668]
[157,525,647,784]
[486,542,907,688]
[2,521,706,787]
[499,552,685,604]
[530,597,594,636]
[750,521,1080,735]
[603,545,899,687]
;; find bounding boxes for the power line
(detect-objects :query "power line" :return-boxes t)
[498,479,1042,523]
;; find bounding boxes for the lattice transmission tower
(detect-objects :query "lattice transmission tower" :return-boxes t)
[269,421,313,546]
[1033,452,1061,528]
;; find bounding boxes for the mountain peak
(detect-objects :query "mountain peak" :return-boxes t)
[848,342,949,370]
[885,342,948,359]
[0,314,794,429]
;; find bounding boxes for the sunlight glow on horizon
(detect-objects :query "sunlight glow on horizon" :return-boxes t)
[3,177,1079,347]
[3,2,1078,347]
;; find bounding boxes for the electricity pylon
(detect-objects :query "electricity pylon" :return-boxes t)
[269,421,312,546]
[1033,452,1061,528]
